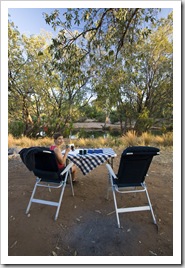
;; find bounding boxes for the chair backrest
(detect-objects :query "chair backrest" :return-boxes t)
[117,146,160,186]
[34,150,59,171]
[33,150,62,182]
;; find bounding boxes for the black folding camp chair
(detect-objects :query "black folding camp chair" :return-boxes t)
[106,146,160,228]
[20,147,74,220]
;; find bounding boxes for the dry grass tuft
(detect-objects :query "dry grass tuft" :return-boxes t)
[8,135,53,148]
[139,132,154,146]
[8,131,173,150]
[154,132,173,147]
[121,130,139,147]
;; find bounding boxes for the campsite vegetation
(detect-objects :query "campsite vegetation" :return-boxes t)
[8,131,172,149]
[8,8,173,139]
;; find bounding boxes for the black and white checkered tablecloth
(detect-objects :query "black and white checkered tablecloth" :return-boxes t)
[66,148,117,175]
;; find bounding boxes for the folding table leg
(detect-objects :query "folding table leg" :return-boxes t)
[68,171,74,196]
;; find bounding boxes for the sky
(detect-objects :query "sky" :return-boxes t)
[8,8,65,37]
[8,7,173,37]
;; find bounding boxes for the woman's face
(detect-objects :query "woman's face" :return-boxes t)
[55,136,64,146]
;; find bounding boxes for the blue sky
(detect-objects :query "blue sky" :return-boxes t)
[8,8,172,37]
[8,8,66,37]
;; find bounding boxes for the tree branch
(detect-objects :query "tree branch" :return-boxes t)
[116,8,140,59]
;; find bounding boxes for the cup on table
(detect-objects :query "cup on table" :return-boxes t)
[70,144,75,151]
[79,149,87,155]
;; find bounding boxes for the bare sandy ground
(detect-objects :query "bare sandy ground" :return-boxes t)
[8,147,173,259]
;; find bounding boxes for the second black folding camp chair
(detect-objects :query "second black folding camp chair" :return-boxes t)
[106,146,160,228]
[19,147,74,220]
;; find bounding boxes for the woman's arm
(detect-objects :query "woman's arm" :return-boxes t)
[54,147,70,165]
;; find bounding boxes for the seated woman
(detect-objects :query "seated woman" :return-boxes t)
[50,132,77,182]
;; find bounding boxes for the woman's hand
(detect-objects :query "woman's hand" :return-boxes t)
[65,147,71,154]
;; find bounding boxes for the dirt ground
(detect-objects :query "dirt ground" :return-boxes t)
[8,147,173,259]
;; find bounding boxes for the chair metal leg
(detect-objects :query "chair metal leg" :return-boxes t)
[54,181,67,221]
[54,170,74,220]
[145,187,157,224]
[26,179,39,214]
[112,187,121,228]
[26,167,74,220]
[111,184,157,228]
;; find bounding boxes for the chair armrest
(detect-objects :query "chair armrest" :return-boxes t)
[106,163,117,179]
[60,162,74,175]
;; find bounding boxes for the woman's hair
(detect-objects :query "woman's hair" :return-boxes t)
[53,132,63,140]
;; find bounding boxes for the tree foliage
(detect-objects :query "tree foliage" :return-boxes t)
[44,8,159,59]
[8,9,173,137]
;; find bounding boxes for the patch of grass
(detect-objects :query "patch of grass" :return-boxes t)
[139,132,154,146]
[8,134,16,148]
[154,132,173,147]
[153,135,164,146]
[121,130,139,147]
[73,137,113,148]
[8,134,53,148]
[8,131,173,149]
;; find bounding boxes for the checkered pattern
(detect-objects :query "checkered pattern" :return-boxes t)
[67,148,116,175]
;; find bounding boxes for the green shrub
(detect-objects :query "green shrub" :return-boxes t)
[8,121,24,138]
